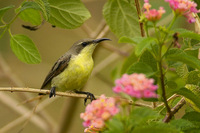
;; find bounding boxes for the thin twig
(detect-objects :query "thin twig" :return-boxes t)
[159,60,171,114]
[163,98,186,123]
[0,87,150,107]
[134,0,145,37]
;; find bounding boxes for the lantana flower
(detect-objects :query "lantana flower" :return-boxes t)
[80,95,120,133]
[165,0,200,23]
[143,0,166,21]
[113,73,158,98]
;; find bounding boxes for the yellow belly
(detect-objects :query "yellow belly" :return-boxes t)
[51,54,94,91]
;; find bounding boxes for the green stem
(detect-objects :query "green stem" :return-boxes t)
[154,23,159,39]
[0,13,20,40]
[7,12,20,28]
[167,12,177,31]
[0,27,8,40]
[0,25,6,29]
[161,13,177,45]
[145,23,149,37]
[161,41,174,59]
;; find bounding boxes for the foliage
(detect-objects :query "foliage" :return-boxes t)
[0,0,90,64]
[1,0,200,132]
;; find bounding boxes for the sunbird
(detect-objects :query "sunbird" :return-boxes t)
[40,38,110,103]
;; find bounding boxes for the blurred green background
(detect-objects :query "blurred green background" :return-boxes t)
[0,0,195,133]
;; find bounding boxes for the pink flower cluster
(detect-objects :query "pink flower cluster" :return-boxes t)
[80,95,120,133]
[143,0,166,21]
[113,73,158,98]
[165,0,200,23]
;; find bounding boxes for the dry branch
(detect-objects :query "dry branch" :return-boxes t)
[0,87,153,108]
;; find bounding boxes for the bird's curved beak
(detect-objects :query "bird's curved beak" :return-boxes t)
[93,38,111,43]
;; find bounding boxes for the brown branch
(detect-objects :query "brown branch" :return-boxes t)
[159,61,171,114]
[0,87,153,108]
[134,0,145,37]
[163,98,186,123]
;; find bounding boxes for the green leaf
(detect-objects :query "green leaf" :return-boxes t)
[127,62,155,77]
[130,107,159,126]
[20,2,41,12]
[118,36,143,44]
[120,51,137,75]
[182,111,200,129]
[35,0,50,20]
[170,119,196,131]
[174,28,200,41]
[185,84,200,112]
[103,0,140,38]
[104,116,124,133]
[133,124,180,133]
[135,37,156,56]
[185,71,200,85]
[139,50,157,71]
[176,64,188,79]
[10,34,41,64]
[0,5,15,22]
[185,84,200,97]
[182,111,200,122]
[17,8,42,25]
[175,87,200,111]
[165,48,200,70]
[48,0,91,29]
[166,81,178,97]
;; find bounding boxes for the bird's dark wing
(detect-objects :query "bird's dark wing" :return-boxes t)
[41,54,71,89]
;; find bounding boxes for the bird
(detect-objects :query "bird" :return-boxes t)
[40,38,111,104]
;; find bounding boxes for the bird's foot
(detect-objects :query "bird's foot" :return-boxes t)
[75,90,96,105]
[49,87,56,98]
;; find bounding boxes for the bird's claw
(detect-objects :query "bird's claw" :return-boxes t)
[49,87,56,98]
[84,92,96,105]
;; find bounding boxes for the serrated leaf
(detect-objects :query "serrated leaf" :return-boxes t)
[185,84,200,112]
[175,87,200,111]
[176,64,188,79]
[185,84,200,97]
[0,5,15,22]
[185,71,200,85]
[103,0,140,38]
[165,48,200,70]
[174,28,200,41]
[139,50,157,71]
[17,8,42,25]
[170,119,196,131]
[135,37,157,56]
[48,0,91,29]
[10,34,41,64]
[20,2,41,12]
[127,62,155,77]
[35,0,50,20]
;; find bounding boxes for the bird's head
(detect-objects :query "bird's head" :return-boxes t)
[69,38,111,55]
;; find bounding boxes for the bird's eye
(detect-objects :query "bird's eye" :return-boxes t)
[82,42,88,47]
